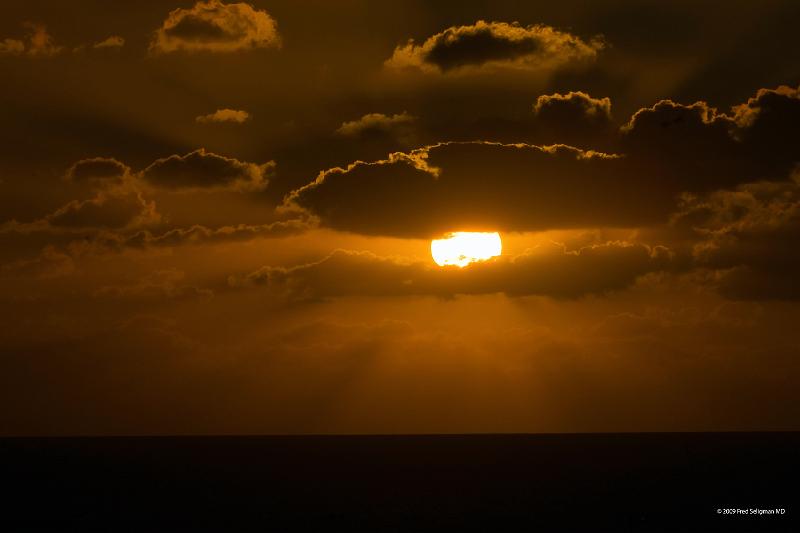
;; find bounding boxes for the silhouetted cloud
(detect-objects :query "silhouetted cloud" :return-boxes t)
[0,218,311,281]
[621,85,800,189]
[0,191,159,235]
[141,148,272,192]
[195,108,250,124]
[233,242,671,300]
[288,86,800,238]
[385,21,603,73]
[677,175,800,300]
[533,91,611,126]
[64,157,130,185]
[285,141,658,238]
[150,0,281,54]
[116,218,312,249]
[728,85,800,178]
[335,112,417,144]
[45,192,159,230]
[531,91,613,146]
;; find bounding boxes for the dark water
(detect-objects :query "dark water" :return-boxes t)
[1,432,796,531]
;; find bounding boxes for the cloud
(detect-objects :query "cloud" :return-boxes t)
[94,269,213,301]
[0,23,62,57]
[728,85,800,178]
[335,112,417,144]
[141,148,272,192]
[0,39,25,55]
[114,218,312,249]
[531,91,613,146]
[195,108,250,124]
[45,192,160,231]
[0,146,306,271]
[621,86,800,189]
[677,176,800,300]
[0,190,160,235]
[385,21,603,73]
[64,149,273,192]
[93,36,125,49]
[533,91,612,126]
[287,86,800,238]
[284,141,668,238]
[233,241,671,300]
[1,245,76,279]
[64,157,131,185]
[1,24,124,56]
[621,99,742,191]
[149,0,281,54]
[0,218,311,281]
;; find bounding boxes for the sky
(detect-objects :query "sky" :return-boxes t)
[1,0,799,435]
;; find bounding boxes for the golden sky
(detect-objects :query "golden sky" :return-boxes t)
[1,0,800,435]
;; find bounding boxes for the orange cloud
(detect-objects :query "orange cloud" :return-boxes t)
[93,35,125,49]
[195,108,251,124]
[385,21,603,73]
[0,23,62,57]
[149,0,281,54]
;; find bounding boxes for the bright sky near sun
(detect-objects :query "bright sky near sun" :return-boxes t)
[431,232,502,267]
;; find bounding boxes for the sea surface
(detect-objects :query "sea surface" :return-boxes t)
[1,432,797,531]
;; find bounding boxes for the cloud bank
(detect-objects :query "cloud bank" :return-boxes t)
[233,242,671,300]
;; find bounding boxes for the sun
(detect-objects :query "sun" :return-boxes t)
[431,232,502,267]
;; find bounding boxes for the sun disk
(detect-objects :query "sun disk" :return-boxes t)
[431,232,502,267]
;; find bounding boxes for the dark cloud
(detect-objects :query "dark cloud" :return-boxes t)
[335,112,417,145]
[0,145,307,272]
[94,269,213,301]
[140,148,272,192]
[0,218,310,282]
[621,100,743,191]
[0,191,160,235]
[150,0,281,54]
[288,87,800,238]
[532,91,613,146]
[385,21,603,73]
[233,242,670,300]
[45,192,159,230]
[729,85,800,178]
[621,85,800,189]
[64,157,130,185]
[533,91,611,127]
[677,177,800,300]
[116,218,311,250]
[286,141,658,238]
[64,149,273,192]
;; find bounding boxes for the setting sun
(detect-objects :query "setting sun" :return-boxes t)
[431,232,502,267]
